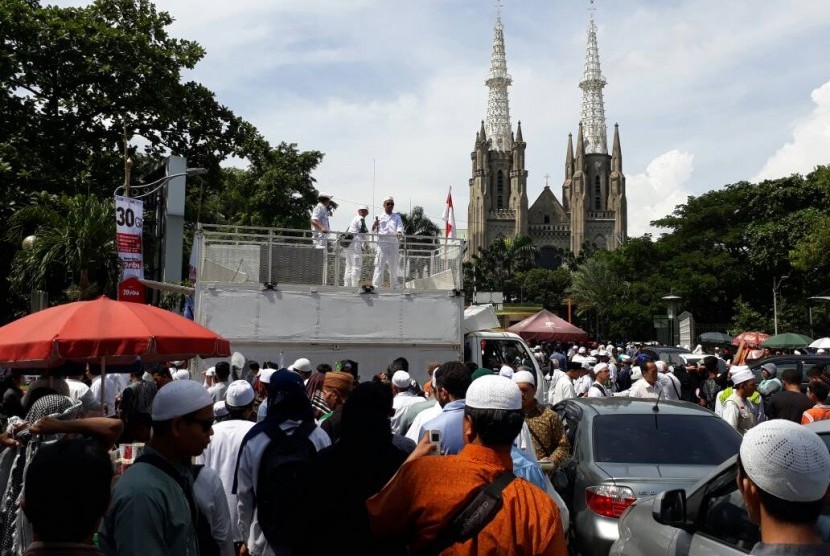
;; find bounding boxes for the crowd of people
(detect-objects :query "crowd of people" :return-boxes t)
[0,339,825,555]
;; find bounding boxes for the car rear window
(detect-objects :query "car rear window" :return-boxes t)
[593,414,741,465]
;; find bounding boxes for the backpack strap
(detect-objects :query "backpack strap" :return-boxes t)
[419,470,516,556]
[136,454,198,529]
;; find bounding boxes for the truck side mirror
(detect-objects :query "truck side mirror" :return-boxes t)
[652,489,687,526]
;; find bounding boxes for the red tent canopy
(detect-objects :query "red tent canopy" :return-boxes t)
[0,296,230,368]
[508,309,590,343]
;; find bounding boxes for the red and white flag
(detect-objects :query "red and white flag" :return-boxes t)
[442,187,457,239]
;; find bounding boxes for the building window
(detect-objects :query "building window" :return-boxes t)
[497,196,503,209]
[594,175,601,210]
[544,215,550,224]
[497,171,504,209]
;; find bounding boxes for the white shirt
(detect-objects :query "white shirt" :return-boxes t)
[405,403,443,442]
[197,419,256,543]
[193,465,236,556]
[236,421,331,556]
[574,374,592,396]
[66,378,98,412]
[547,370,576,405]
[587,382,610,398]
[658,373,682,401]
[311,203,330,247]
[347,215,369,240]
[208,382,229,403]
[89,374,120,416]
[375,212,404,242]
[391,392,423,433]
[628,379,664,399]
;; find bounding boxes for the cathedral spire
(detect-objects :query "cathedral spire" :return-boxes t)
[565,133,574,179]
[484,9,513,152]
[579,2,608,154]
[575,122,586,171]
[611,122,622,172]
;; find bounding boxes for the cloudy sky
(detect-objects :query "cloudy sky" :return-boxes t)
[57,0,830,236]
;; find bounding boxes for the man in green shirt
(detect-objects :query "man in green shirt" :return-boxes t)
[99,380,214,556]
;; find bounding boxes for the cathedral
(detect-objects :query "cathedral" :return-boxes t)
[466,7,627,264]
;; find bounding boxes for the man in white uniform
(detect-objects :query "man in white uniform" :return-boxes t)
[371,196,404,289]
[310,192,332,248]
[344,205,370,287]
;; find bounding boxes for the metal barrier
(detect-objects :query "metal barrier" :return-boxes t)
[197,224,465,291]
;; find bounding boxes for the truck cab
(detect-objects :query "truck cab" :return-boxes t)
[464,330,548,404]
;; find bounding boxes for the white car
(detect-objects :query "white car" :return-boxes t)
[610,420,830,555]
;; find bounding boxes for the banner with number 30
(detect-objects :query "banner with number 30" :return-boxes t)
[115,195,144,280]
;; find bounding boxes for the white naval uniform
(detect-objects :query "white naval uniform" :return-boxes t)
[311,202,330,248]
[372,212,404,288]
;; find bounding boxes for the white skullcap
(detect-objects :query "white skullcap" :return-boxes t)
[152,379,213,421]
[288,358,312,373]
[731,367,755,386]
[597,350,609,357]
[499,365,514,378]
[594,363,609,374]
[598,344,605,350]
[466,375,522,410]
[213,400,229,419]
[655,360,667,372]
[631,366,643,381]
[383,195,394,203]
[740,420,830,502]
[512,370,536,387]
[590,349,598,357]
[173,369,190,381]
[142,371,153,383]
[818,349,826,355]
[392,370,411,388]
[358,204,369,211]
[205,367,216,377]
[572,345,578,350]
[226,380,255,407]
[318,192,332,199]
[620,355,631,362]
[578,347,586,354]
[258,368,276,384]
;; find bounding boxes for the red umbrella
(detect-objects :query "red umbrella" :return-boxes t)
[0,296,230,368]
[731,331,770,349]
[508,309,590,343]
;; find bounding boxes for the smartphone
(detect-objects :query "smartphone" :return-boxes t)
[427,429,442,451]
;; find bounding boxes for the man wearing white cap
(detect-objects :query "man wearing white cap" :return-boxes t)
[344,204,370,287]
[587,363,611,398]
[737,420,830,554]
[367,375,567,554]
[722,367,758,434]
[371,195,404,289]
[310,192,332,248]
[391,370,421,433]
[199,380,257,549]
[100,380,215,556]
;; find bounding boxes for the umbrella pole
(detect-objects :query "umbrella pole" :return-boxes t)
[100,356,106,416]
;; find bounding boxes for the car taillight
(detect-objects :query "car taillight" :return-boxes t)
[585,485,637,518]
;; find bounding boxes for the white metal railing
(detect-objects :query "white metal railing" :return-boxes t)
[197,224,466,291]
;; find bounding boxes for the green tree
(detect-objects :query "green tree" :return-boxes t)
[6,194,119,304]
[400,206,441,238]
[466,235,539,302]
[517,268,571,307]
[566,255,624,339]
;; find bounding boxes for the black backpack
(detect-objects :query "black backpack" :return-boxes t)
[256,420,319,550]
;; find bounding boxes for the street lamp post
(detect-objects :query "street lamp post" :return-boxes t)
[662,294,681,347]
[773,275,789,335]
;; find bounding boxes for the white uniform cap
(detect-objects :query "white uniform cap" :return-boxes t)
[594,363,609,374]
[318,192,332,199]
[499,365,514,378]
[730,367,755,386]
[466,375,522,410]
[226,379,255,407]
[511,370,536,387]
[740,419,830,502]
[173,369,190,381]
[631,366,643,381]
[288,358,312,373]
[392,370,411,388]
[205,367,216,377]
[578,347,586,354]
[383,196,394,203]
[213,400,229,419]
[152,379,213,421]
[258,368,277,384]
[358,205,369,211]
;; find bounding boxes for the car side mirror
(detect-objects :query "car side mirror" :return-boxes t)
[652,489,687,526]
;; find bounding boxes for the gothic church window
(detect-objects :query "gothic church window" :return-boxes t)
[594,175,601,210]
[497,171,504,209]
[544,215,550,224]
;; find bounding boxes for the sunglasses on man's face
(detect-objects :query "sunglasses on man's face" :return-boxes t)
[385,202,394,206]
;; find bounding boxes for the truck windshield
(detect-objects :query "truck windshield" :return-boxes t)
[479,339,535,371]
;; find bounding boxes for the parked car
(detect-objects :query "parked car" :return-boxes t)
[552,398,742,556]
[609,420,830,555]
[749,354,830,391]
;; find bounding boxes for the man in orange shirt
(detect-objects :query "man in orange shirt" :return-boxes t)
[802,381,830,424]
[366,375,567,556]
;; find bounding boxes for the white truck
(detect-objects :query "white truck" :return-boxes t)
[193,225,545,398]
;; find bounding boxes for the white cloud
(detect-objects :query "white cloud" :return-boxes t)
[627,150,695,238]
[754,80,830,181]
